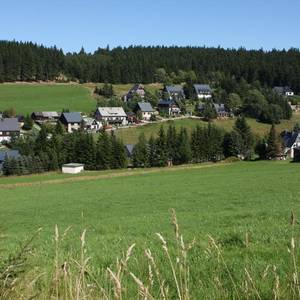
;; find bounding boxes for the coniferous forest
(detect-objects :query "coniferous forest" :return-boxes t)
[1,40,300,92]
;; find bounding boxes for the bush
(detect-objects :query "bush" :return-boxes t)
[224,156,240,163]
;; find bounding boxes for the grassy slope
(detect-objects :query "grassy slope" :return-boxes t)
[0,84,96,114]
[117,114,300,144]
[0,161,300,266]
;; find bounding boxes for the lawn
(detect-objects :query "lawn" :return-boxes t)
[116,114,300,144]
[0,161,300,298]
[0,83,96,114]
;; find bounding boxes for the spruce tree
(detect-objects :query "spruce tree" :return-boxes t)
[132,133,148,167]
[266,124,282,159]
[155,126,168,167]
[96,130,112,169]
[175,127,191,164]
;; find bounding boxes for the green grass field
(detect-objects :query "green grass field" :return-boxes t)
[116,114,300,144]
[1,161,300,298]
[0,83,96,114]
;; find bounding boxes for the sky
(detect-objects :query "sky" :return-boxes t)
[1,0,299,53]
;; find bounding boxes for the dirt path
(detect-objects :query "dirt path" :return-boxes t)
[0,163,230,189]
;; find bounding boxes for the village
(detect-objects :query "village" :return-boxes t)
[0,82,300,174]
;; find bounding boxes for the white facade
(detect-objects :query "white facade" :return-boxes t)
[285,91,294,97]
[67,123,81,133]
[141,111,153,121]
[95,107,128,126]
[197,94,212,99]
[62,163,84,174]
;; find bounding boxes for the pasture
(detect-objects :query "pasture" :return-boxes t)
[0,83,96,114]
[0,161,300,298]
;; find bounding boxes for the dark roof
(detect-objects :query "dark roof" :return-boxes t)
[0,118,20,132]
[194,84,212,94]
[0,150,21,162]
[125,144,135,157]
[165,85,184,94]
[61,112,82,123]
[273,86,293,95]
[137,102,155,112]
[213,103,226,112]
[283,131,300,148]
[158,99,178,107]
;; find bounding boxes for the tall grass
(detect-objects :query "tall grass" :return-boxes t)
[1,210,300,299]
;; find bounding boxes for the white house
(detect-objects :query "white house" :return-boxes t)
[0,118,20,142]
[283,131,300,158]
[193,84,212,99]
[273,86,294,97]
[59,112,82,133]
[82,117,102,132]
[95,107,128,126]
[136,102,155,121]
[62,163,84,174]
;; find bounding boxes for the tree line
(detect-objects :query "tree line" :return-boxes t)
[1,41,300,93]
[2,117,284,176]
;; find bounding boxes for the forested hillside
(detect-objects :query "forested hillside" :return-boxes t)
[1,41,300,92]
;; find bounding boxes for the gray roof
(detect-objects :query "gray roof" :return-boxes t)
[273,86,293,95]
[0,150,20,162]
[194,84,212,94]
[32,111,60,118]
[125,144,135,156]
[62,163,84,168]
[96,107,127,117]
[61,112,82,123]
[137,102,155,112]
[213,103,226,112]
[165,85,184,94]
[0,118,20,132]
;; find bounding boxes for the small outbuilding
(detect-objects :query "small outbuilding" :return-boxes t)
[62,163,84,174]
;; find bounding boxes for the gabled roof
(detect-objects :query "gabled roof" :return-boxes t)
[125,144,135,156]
[83,117,99,126]
[283,131,300,148]
[129,84,144,93]
[273,86,293,95]
[32,111,60,118]
[0,118,20,132]
[194,84,212,94]
[165,85,184,94]
[0,150,21,162]
[96,107,127,117]
[158,100,178,107]
[137,102,155,112]
[61,112,82,123]
[213,103,226,112]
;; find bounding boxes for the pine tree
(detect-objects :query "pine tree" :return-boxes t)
[96,130,112,169]
[166,125,177,162]
[132,133,148,167]
[155,126,168,167]
[233,117,254,160]
[22,114,34,130]
[266,124,282,159]
[110,133,126,169]
[175,128,191,164]
[148,135,157,167]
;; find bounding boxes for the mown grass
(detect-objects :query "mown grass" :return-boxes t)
[0,83,96,114]
[0,161,300,298]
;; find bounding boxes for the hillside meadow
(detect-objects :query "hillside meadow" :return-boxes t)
[1,161,300,298]
[116,114,300,144]
[0,83,96,114]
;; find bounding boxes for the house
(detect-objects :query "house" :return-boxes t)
[197,103,230,118]
[213,103,230,118]
[0,149,21,171]
[282,130,300,158]
[123,84,145,102]
[127,112,138,124]
[273,86,294,97]
[293,147,300,162]
[136,102,155,121]
[288,102,300,112]
[194,84,212,99]
[0,118,20,142]
[82,117,102,132]
[62,163,84,174]
[164,85,185,100]
[59,112,82,133]
[95,107,128,126]
[31,111,60,124]
[158,100,181,116]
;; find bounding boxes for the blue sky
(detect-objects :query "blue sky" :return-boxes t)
[1,0,299,53]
